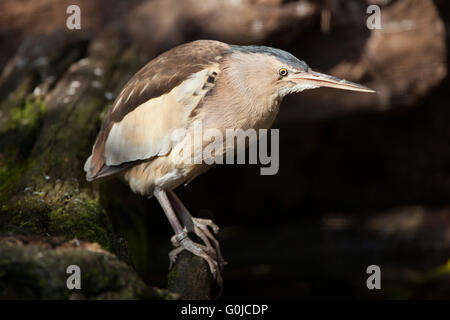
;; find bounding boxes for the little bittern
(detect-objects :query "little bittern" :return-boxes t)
[84,40,374,284]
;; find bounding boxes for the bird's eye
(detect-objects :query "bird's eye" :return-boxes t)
[278,68,288,77]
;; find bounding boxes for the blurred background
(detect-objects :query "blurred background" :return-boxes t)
[0,0,449,299]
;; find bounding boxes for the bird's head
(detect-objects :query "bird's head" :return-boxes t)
[228,46,375,99]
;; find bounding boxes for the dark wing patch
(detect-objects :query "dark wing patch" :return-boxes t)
[86,40,230,180]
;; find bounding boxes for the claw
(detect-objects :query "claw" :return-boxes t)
[168,234,222,286]
[192,218,227,269]
[158,190,224,287]
[170,235,180,248]
[195,218,220,235]
[168,246,184,269]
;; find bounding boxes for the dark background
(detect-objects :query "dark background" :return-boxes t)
[0,0,449,299]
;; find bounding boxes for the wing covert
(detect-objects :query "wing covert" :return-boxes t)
[85,40,228,180]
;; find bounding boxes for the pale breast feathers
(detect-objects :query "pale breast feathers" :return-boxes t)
[84,40,229,181]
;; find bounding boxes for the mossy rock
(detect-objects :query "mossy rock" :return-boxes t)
[0,236,174,299]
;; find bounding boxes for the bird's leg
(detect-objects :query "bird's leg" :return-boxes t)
[166,190,195,234]
[167,190,226,269]
[154,189,222,283]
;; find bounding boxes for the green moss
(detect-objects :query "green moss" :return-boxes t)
[0,160,33,203]
[423,259,450,282]
[0,240,161,299]
[1,191,114,253]
[0,193,49,235]
[167,266,179,285]
[0,91,114,250]
[0,96,46,202]
[1,96,46,134]
[48,199,112,250]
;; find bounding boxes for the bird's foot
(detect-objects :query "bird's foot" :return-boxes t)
[191,218,227,269]
[169,231,223,286]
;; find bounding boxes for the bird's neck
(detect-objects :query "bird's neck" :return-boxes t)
[199,57,282,131]
[226,71,282,130]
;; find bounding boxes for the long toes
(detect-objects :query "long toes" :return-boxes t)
[180,237,216,259]
[201,254,223,286]
[194,218,220,235]
[204,257,218,280]
[213,262,223,288]
[170,235,181,248]
[193,223,221,254]
[193,225,213,250]
[177,237,223,285]
[205,237,225,267]
[168,246,184,269]
[171,228,224,287]
[193,224,226,266]
[195,223,216,241]
[198,256,223,288]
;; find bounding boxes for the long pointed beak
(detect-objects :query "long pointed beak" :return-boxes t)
[293,70,375,93]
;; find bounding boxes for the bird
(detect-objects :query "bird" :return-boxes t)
[84,40,374,285]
